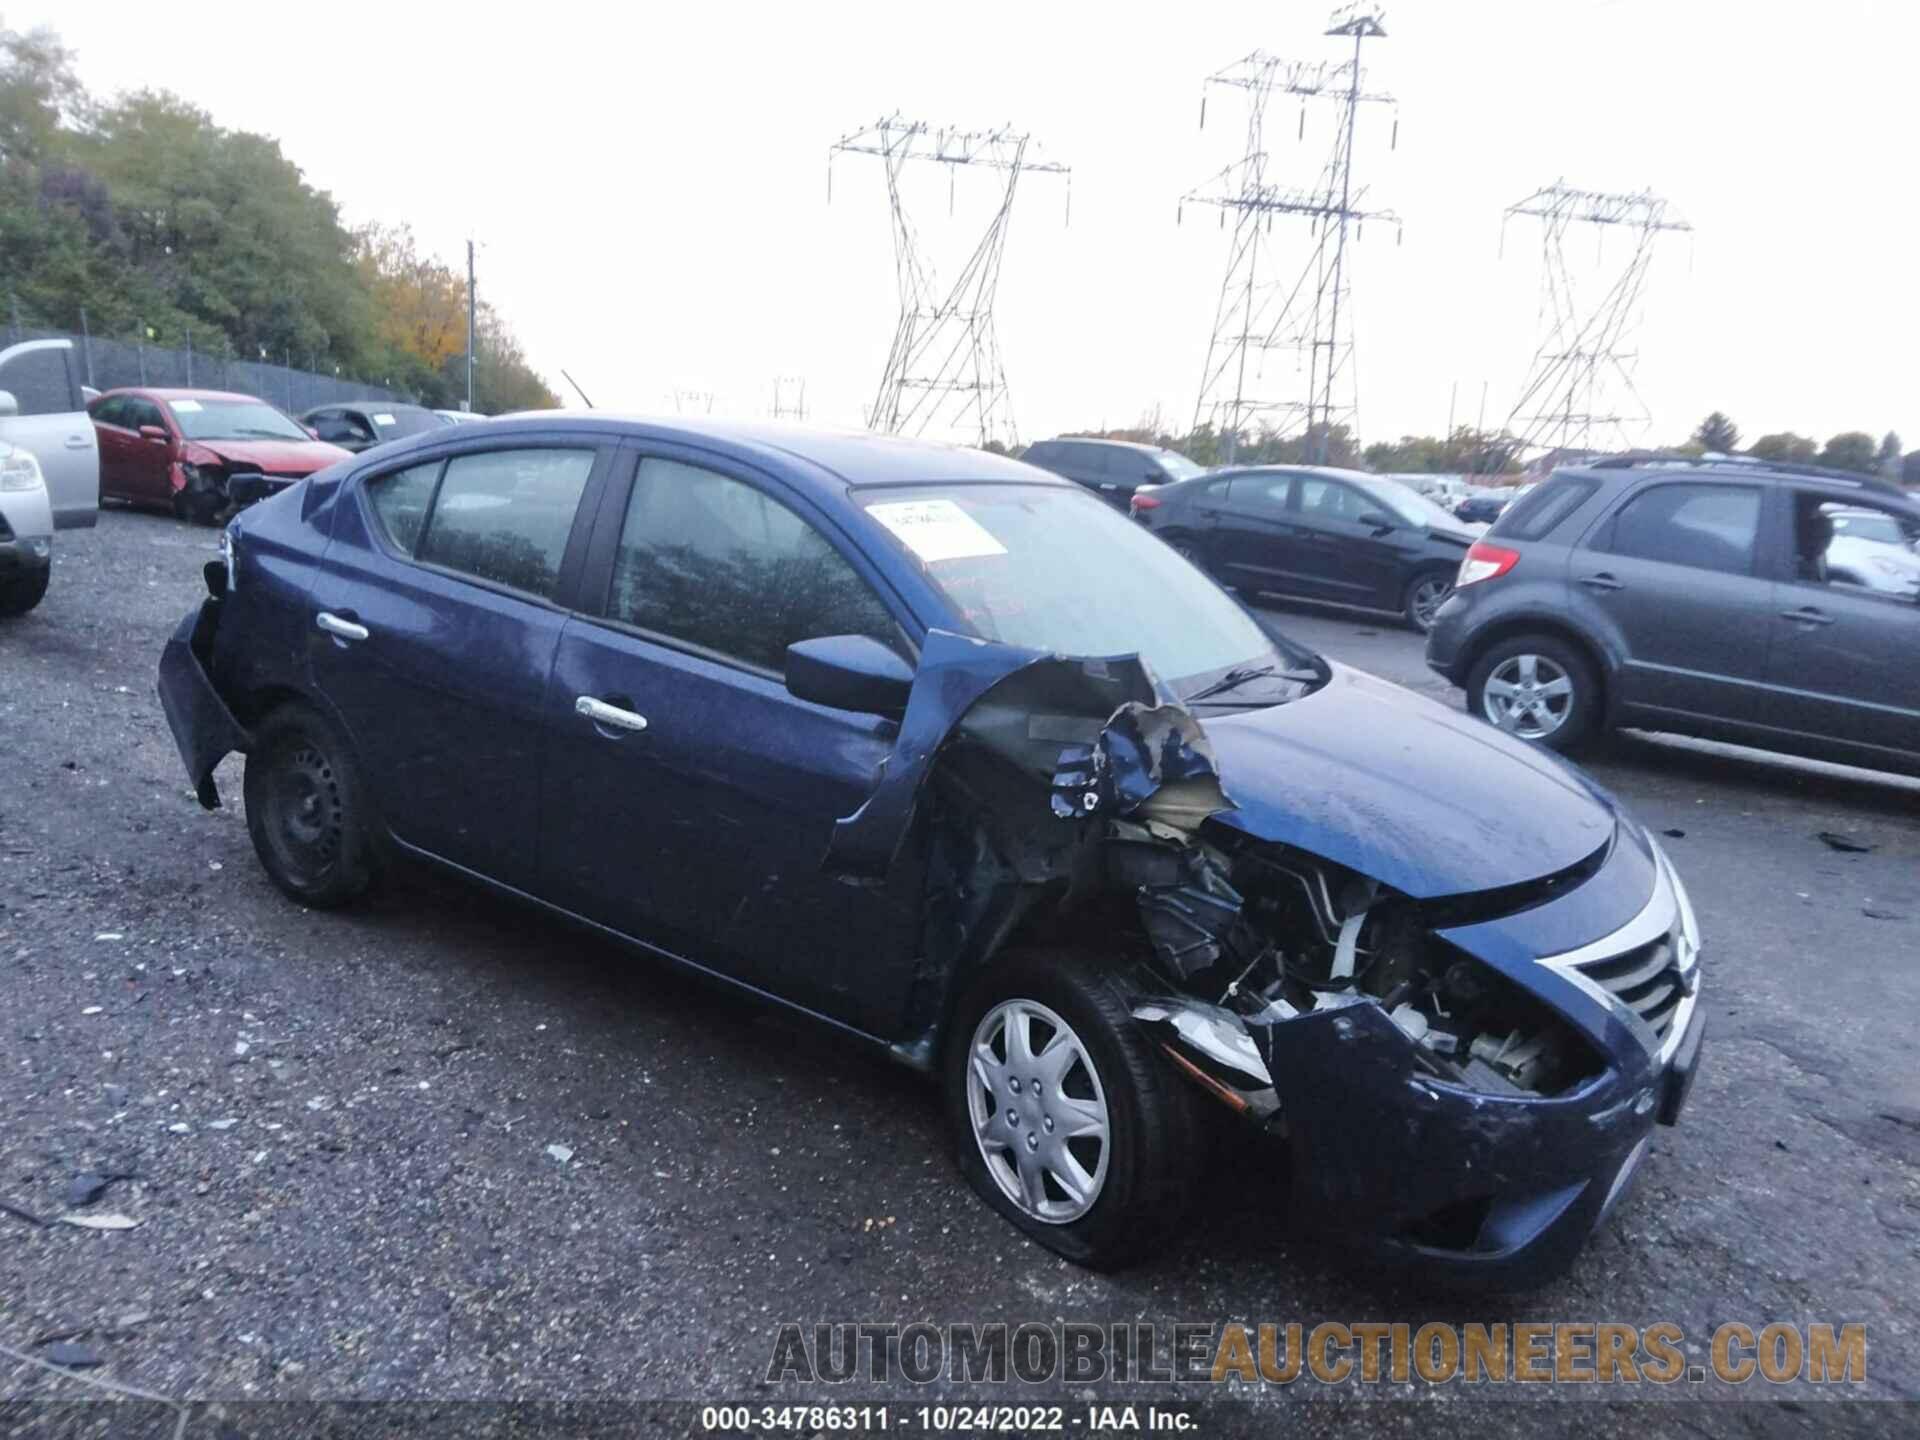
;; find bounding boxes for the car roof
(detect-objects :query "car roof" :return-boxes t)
[303,400,432,413]
[1038,436,1174,455]
[107,387,265,404]
[1558,459,1920,513]
[353,414,1070,499]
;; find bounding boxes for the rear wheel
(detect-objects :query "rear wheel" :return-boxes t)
[1403,570,1454,633]
[243,704,376,907]
[945,949,1204,1269]
[0,566,49,617]
[1466,633,1601,753]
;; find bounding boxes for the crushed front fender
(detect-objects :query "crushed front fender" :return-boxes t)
[157,601,251,810]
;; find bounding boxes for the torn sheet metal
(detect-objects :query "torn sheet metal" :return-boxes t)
[825,630,1232,881]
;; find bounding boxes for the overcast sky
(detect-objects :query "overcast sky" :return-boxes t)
[25,1,1919,452]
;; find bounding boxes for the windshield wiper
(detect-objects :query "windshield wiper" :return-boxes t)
[1183,662,1316,705]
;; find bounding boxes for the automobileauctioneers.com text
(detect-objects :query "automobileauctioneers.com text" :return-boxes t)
[765,1320,1865,1388]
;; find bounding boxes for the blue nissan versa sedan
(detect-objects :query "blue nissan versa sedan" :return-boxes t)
[157,416,1704,1281]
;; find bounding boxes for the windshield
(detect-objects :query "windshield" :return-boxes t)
[169,398,309,442]
[1356,473,1467,531]
[368,407,444,438]
[862,484,1295,696]
[1155,451,1206,481]
[1830,510,1906,546]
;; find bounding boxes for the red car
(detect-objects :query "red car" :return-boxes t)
[88,388,351,523]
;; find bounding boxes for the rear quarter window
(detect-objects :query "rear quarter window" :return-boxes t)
[1490,476,1600,542]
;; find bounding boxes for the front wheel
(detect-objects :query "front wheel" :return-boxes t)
[242,703,377,908]
[1403,571,1454,633]
[1465,633,1601,753]
[0,566,50,617]
[945,949,1204,1269]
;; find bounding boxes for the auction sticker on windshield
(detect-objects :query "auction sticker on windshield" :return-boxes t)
[868,499,1007,564]
[173,399,202,412]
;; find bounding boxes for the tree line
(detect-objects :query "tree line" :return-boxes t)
[0,18,558,412]
[1042,409,1916,488]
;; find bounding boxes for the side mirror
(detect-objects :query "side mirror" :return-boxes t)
[786,634,914,716]
[0,390,17,418]
[139,424,170,444]
[1357,510,1396,531]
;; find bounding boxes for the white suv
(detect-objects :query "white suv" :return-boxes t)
[0,439,53,615]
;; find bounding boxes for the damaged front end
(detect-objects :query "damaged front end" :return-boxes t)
[156,559,251,810]
[843,632,1703,1278]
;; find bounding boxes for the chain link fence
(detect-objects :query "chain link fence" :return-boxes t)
[4,318,405,413]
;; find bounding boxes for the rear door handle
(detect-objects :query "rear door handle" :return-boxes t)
[65,433,93,449]
[315,611,369,643]
[1779,607,1835,626]
[575,695,648,733]
[1579,573,1624,592]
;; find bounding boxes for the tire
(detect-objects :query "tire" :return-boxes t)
[242,703,377,908]
[1465,632,1602,753]
[944,948,1204,1270]
[0,566,50,617]
[1402,569,1454,633]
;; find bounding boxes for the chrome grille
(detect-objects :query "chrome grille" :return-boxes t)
[1575,932,1686,1049]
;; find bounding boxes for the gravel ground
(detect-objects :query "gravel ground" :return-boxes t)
[2,511,1918,1432]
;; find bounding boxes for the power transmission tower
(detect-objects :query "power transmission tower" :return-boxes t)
[829,114,1069,449]
[1499,181,1691,461]
[1182,5,1398,464]
[770,376,808,421]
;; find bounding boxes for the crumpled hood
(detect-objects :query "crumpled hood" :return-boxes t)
[1202,662,1617,897]
[199,438,350,475]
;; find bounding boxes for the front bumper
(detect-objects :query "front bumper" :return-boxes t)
[157,599,252,809]
[226,473,297,508]
[1149,829,1705,1282]
[0,533,52,575]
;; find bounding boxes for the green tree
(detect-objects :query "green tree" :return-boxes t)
[1748,432,1818,464]
[0,18,84,164]
[1691,411,1740,453]
[1903,452,1920,489]
[1819,432,1878,474]
[1877,430,1901,475]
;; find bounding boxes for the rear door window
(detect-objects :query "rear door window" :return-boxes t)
[1228,474,1291,516]
[605,457,900,672]
[415,449,595,599]
[363,459,444,555]
[1493,475,1601,541]
[1602,483,1761,575]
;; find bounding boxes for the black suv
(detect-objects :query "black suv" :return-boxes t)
[1022,437,1205,510]
[1426,457,1920,776]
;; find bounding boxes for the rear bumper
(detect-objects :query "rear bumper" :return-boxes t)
[156,600,252,809]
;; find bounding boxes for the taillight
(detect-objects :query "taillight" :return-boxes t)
[1130,492,1161,513]
[1456,540,1519,588]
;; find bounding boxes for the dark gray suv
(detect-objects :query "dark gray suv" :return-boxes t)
[1022,438,1205,510]
[1425,458,1920,777]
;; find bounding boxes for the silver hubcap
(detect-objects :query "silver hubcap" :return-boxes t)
[966,1000,1110,1225]
[1411,577,1451,628]
[1483,653,1575,739]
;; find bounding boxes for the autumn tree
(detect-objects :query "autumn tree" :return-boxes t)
[1819,432,1878,474]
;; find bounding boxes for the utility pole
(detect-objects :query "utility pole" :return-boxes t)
[829,114,1069,448]
[465,238,477,413]
[1498,182,1691,462]
[1182,5,1398,465]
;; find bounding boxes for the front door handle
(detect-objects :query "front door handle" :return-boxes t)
[315,611,369,643]
[1579,572,1624,592]
[575,695,648,733]
[1779,606,1835,627]
[65,433,93,449]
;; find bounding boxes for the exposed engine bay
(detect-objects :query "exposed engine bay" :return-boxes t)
[825,631,1601,1112]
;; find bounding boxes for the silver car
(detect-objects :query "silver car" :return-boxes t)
[1826,505,1920,598]
[0,338,100,533]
